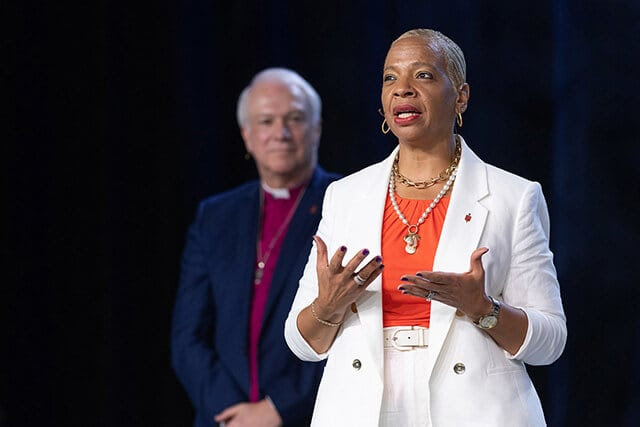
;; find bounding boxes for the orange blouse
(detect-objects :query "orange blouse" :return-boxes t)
[381,193,450,328]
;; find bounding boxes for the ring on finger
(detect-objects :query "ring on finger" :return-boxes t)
[426,290,436,301]
[353,273,367,286]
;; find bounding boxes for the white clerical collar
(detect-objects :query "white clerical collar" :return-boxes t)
[261,182,291,199]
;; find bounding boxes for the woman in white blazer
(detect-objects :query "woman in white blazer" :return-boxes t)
[285,29,566,426]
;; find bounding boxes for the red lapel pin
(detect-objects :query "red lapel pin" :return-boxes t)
[465,213,472,222]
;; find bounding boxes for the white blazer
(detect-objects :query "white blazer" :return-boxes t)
[285,138,567,427]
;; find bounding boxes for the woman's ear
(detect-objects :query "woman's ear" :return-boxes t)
[457,83,470,113]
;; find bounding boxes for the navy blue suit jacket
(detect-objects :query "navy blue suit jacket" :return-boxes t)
[172,167,339,426]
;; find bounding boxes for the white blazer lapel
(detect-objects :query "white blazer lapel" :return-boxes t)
[427,137,490,379]
[343,146,399,381]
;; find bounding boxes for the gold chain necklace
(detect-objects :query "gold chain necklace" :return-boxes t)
[392,136,461,189]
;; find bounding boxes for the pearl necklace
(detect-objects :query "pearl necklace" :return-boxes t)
[388,164,457,254]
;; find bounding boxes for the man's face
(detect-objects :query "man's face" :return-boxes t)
[242,81,320,186]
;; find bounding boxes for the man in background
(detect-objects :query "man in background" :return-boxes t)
[172,68,340,426]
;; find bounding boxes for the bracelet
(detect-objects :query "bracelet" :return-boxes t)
[311,300,343,327]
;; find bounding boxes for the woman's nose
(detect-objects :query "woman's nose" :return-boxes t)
[393,77,416,97]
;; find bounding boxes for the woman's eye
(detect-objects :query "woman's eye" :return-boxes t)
[383,74,396,82]
[416,71,433,79]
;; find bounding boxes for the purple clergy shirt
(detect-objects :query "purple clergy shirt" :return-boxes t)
[248,184,305,402]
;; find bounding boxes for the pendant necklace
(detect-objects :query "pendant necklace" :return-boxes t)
[254,186,306,285]
[388,137,460,254]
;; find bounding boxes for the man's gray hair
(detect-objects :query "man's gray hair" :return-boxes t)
[393,29,467,89]
[236,68,322,128]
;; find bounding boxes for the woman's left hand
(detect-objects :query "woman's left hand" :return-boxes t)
[398,247,491,319]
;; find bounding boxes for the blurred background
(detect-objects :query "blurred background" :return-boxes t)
[6,0,640,425]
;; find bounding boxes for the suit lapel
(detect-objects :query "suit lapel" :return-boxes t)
[345,148,399,381]
[427,138,489,380]
[219,183,260,392]
[262,169,327,326]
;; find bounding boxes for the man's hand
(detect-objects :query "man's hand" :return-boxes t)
[214,399,282,427]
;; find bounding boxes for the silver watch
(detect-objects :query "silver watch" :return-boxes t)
[474,296,501,330]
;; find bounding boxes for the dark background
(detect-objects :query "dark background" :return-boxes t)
[6,0,640,426]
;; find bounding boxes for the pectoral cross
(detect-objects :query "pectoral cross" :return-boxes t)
[254,261,265,285]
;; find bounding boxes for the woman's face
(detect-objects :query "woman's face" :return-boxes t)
[381,37,467,143]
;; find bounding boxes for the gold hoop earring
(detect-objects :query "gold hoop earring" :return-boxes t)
[456,112,463,128]
[381,118,390,135]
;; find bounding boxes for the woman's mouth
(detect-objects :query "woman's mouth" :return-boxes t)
[394,109,422,124]
[396,111,420,119]
[393,105,422,124]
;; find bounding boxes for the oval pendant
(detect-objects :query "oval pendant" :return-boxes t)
[405,244,417,254]
[403,231,419,254]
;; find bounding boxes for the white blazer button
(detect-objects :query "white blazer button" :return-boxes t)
[453,363,466,374]
[352,359,362,370]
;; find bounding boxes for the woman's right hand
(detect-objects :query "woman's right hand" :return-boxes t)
[312,235,383,323]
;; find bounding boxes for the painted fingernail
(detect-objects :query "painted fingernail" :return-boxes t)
[375,256,382,263]
[398,286,406,291]
[416,272,423,277]
[362,249,370,256]
[400,276,409,281]
[379,264,385,270]
[340,246,347,252]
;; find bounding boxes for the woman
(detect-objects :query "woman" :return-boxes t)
[285,29,566,426]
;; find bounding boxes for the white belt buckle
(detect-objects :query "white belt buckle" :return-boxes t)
[391,327,428,351]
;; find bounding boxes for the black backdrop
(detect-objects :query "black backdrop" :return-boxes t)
[7,1,640,426]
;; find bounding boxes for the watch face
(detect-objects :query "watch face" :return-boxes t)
[479,315,498,329]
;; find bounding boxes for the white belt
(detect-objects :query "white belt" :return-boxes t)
[383,326,429,351]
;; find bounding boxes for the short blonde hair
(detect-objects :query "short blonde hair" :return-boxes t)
[393,29,466,89]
